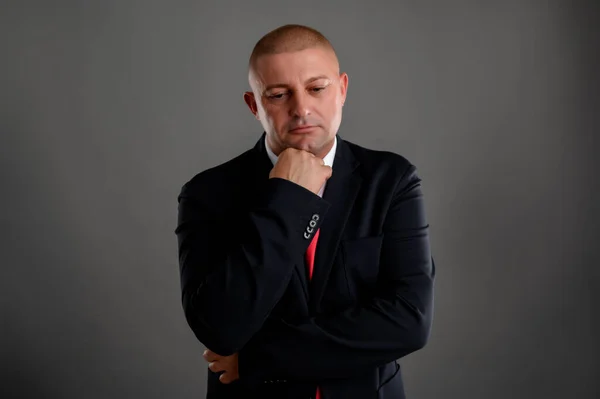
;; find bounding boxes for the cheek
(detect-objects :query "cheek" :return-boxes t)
[326,103,343,129]
[266,107,287,126]
[259,106,274,124]
[324,92,341,114]
[322,99,340,122]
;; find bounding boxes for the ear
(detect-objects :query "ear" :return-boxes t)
[339,72,348,106]
[243,91,260,120]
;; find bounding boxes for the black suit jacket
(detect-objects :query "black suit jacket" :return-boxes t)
[175,133,435,399]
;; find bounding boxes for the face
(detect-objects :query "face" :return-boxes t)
[244,47,348,158]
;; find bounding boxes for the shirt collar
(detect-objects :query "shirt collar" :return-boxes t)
[265,135,338,168]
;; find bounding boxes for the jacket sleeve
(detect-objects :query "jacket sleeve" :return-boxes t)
[238,164,435,382]
[175,177,330,356]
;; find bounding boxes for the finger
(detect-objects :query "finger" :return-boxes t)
[203,349,219,362]
[203,350,212,361]
[219,372,239,384]
[208,361,225,373]
[219,372,231,384]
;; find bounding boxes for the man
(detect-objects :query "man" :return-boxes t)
[175,24,435,399]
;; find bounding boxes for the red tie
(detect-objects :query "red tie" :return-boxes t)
[304,228,321,399]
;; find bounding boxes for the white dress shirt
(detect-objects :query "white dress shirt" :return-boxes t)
[265,135,338,198]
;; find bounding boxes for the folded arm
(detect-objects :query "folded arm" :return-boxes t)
[176,177,330,356]
[238,164,435,382]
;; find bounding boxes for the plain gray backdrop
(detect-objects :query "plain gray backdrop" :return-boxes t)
[1,1,598,398]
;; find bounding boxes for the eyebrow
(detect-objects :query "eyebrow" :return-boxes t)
[263,75,331,93]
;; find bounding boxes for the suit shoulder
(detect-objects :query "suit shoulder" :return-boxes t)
[343,139,422,199]
[344,139,416,179]
[177,148,254,198]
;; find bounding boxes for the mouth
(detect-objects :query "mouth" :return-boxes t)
[289,125,317,133]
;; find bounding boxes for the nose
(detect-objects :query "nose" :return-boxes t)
[290,91,311,118]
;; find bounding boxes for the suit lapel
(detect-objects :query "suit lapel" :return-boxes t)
[309,136,362,314]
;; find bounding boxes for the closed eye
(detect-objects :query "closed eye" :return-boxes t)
[268,93,286,99]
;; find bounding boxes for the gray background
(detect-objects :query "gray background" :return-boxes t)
[1,1,598,398]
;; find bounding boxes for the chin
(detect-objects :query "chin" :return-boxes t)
[286,135,318,150]
[276,129,330,152]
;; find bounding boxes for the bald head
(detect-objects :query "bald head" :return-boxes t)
[248,24,339,78]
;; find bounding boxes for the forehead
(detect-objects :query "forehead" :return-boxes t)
[251,47,339,87]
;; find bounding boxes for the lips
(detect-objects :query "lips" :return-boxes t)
[290,125,317,133]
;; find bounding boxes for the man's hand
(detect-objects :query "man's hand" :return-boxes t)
[203,349,239,384]
[269,148,332,195]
